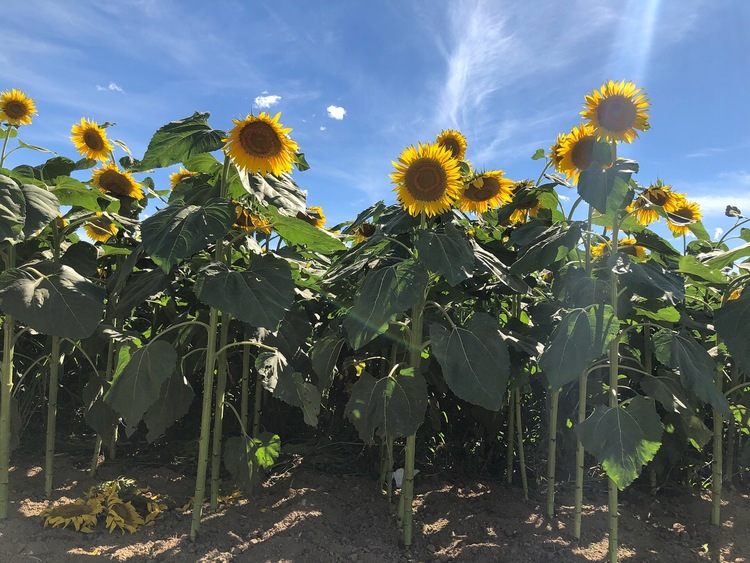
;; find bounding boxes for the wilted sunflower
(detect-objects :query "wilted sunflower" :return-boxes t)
[70,118,113,161]
[618,236,647,259]
[169,167,197,189]
[590,241,609,258]
[630,182,685,225]
[0,89,37,126]
[391,143,463,217]
[509,196,543,224]
[458,171,514,214]
[234,204,272,234]
[41,499,103,532]
[306,206,326,228]
[667,200,702,236]
[556,124,597,183]
[84,216,118,242]
[91,162,144,200]
[436,129,468,161]
[581,80,650,143]
[225,112,298,176]
[106,497,145,534]
[728,288,743,301]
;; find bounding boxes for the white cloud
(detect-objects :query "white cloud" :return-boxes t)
[327,105,346,120]
[320,126,326,131]
[96,82,124,93]
[254,94,281,108]
[714,227,724,240]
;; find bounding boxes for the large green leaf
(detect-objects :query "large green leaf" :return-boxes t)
[653,330,730,415]
[344,367,428,444]
[223,433,281,489]
[616,258,684,305]
[195,255,294,329]
[415,223,474,286]
[143,370,194,443]
[430,313,510,411]
[267,207,346,253]
[0,261,105,338]
[141,198,234,272]
[82,375,118,446]
[469,239,529,293]
[510,222,582,276]
[705,241,750,270]
[676,255,726,285]
[51,176,118,212]
[273,372,321,427]
[138,112,226,170]
[577,396,663,489]
[104,340,178,432]
[239,171,307,213]
[715,290,750,374]
[311,333,345,392]
[344,260,428,349]
[577,158,637,214]
[0,175,25,242]
[587,304,619,358]
[539,309,592,390]
[20,184,59,237]
[255,348,291,393]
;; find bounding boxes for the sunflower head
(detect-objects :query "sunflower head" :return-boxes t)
[391,142,463,218]
[225,112,299,177]
[84,216,118,243]
[91,162,144,200]
[509,195,542,225]
[548,133,566,172]
[556,124,598,183]
[581,80,650,143]
[105,498,145,534]
[71,118,113,162]
[234,204,272,234]
[436,129,468,161]
[631,182,685,226]
[0,89,37,126]
[618,236,647,259]
[169,167,198,189]
[41,499,102,532]
[591,241,609,258]
[667,200,702,236]
[457,170,514,214]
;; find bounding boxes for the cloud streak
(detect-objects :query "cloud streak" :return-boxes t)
[96,82,124,93]
[327,105,346,120]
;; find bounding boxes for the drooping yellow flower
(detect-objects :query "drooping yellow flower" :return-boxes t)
[84,216,118,243]
[41,499,103,532]
[391,142,463,217]
[352,222,376,245]
[728,288,742,301]
[224,112,298,176]
[169,167,197,189]
[0,89,37,126]
[234,204,272,234]
[509,196,542,224]
[70,118,113,161]
[457,171,514,214]
[105,497,145,534]
[618,236,647,259]
[556,124,597,183]
[667,200,702,236]
[91,162,144,200]
[630,182,685,225]
[436,129,468,161]
[591,241,609,258]
[548,133,566,172]
[581,80,650,143]
[306,206,326,228]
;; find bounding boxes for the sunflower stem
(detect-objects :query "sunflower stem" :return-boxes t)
[515,388,529,501]
[44,336,61,497]
[711,361,724,526]
[0,243,16,519]
[0,126,13,169]
[506,389,515,485]
[607,207,621,563]
[90,435,103,477]
[240,326,251,435]
[210,312,232,509]
[546,388,559,517]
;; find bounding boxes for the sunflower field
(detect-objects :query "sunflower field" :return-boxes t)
[1,81,750,562]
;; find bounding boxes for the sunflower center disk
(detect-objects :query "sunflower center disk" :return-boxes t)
[465,179,499,202]
[5,101,26,119]
[406,160,447,201]
[101,170,132,196]
[83,130,105,151]
[442,140,461,159]
[240,122,282,157]
[645,189,669,207]
[597,96,637,133]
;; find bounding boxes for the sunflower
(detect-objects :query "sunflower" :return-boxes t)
[353,222,376,244]
[548,133,566,172]
[306,206,326,228]
[391,142,463,217]
[70,118,113,161]
[556,124,597,183]
[630,182,685,226]
[41,499,103,532]
[169,167,197,189]
[581,80,650,143]
[728,288,743,301]
[590,241,609,258]
[667,200,702,236]
[436,129,468,161]
[457,171,514,214]
[91,162,144,200]
[618,236,647,259]
[509,196,543,224]
[0,89,37,126]
[105,497,145,534]
[224,112,298,176]
[84,216,118,242]
[234,204,272,234]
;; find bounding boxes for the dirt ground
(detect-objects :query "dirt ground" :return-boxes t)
[0,449,748,563]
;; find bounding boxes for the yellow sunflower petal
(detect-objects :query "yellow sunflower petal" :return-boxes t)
[581,79,650,143]
[71,118,113,161]
[91,162,144,200]
[435,129,468,161]
[224,112,299,176]
[0,89,37,126]
[457,170,514,214]
[556,123,597,184]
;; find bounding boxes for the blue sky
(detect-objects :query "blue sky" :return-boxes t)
[1,0,748,241]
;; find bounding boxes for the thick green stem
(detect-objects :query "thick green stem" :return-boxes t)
[252,365,263,440]
[506,390,515,484]
[711,364,724,526]
[44,336,61,497]
[0,244,16,519]
[607,216,621,563]
[190,307,219,542]
[210,312,232,508]
[386,436,394,502]
[240,328,250,434]
[546,389,559,517]
[515,389,529,501]
[573,372,587,539]
[90,435,103,476]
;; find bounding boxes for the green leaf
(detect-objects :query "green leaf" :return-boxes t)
[143,370,194,442]
[141,198,234,272]
[430,313,510,411]
[267,207,346,253]
[273,372,321,427]
[715,290,750,374]
[20,183,59,237]
[344,367,428,444]
[587,304,619,358]
[195,256,294,329]
[0,261,105,338]
[632,303,681,323]
[616,258,684,305]
[82,376,118,447]
[0,175,25,242]
[531,148,546,160]
[469,239,529,293]
[51,176,119,212]
[577,159,637,215]
[293,152,310,171]
[104,341,178,432]
[138,112,226,170]
[311,334,345,392]
[415,222,474,286]
[344,260,428,349]
[223,433,281,489]
[705,241,750,270]
[653,330,730,415]
[640,374,690,414]
[539,309,592,390]
[510,222,582,276]
[577,396,663,489]
[676,255,727,285]
[239,171,307,214]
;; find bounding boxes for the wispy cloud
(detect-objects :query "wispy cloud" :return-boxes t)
[96,82,124,93]
[254,94,281,109]
[327,105,346,120]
